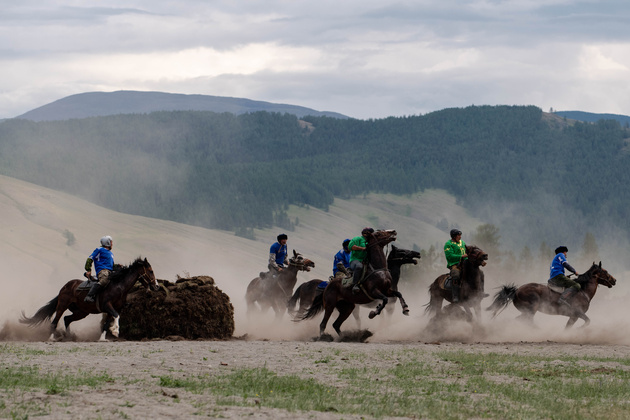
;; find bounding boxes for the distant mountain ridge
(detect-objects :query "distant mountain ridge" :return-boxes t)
[555,110,630,126]
[14,90,349,122]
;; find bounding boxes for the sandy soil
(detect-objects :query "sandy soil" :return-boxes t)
[2,313,630,420]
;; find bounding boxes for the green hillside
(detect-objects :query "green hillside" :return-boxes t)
[1,105,629,251]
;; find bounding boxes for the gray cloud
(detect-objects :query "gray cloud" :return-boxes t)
[1,0,629,119]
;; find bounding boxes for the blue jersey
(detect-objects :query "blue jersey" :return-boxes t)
[270,242,287,267]
[89,247,114,274]
[549,252,575,279]
[333,249,351,275]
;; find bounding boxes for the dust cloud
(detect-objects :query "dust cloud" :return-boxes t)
[2,174,629,345]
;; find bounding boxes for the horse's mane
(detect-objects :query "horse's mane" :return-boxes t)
[576,263,600,286]
[109,257,147,284]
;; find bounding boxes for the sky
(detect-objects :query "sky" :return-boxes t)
[1,0,629,120]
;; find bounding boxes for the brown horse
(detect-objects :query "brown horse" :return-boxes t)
[245,250,315,320]
[424,245,488,323]
[300,229,410,336]
[288,244,420,325]
[486,262,616,328]
[20,257,159,341]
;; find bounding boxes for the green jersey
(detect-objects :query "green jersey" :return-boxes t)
[444,239,467,267]
[348,235,368,263]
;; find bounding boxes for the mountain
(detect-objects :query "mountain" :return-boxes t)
[554,111,630,126]
[14,90,349,122]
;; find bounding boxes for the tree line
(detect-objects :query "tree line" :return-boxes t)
[1,106,629,248]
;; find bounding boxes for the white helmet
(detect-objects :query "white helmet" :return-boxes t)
[100,235,113,247]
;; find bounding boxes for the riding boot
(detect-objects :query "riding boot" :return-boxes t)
[558,288,577,307]
[452,282,460,303]
[84,283,101,303]
[351,271,361,294]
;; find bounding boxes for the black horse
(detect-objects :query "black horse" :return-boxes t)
[300,230,410,336]
[20,258,159,341]
[288,245,420,327]
[486,262,616,328]
[424,245,488,324]
[245,250,315,321]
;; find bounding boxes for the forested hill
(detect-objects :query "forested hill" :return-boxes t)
[1,105,629,246]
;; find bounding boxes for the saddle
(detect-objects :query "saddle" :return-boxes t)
[438,275,453,291]
[77,274,99,290]
[547,281,565,294]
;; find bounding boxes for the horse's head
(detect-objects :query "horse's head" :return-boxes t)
[289,250,315,272]
[466,245,488,267]
[138,258,160,291]
[590,261,616,288]
[388,244,421,265]
[369,229,397,247]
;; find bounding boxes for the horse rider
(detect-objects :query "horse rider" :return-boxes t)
[267,233,288,278]
[348,227,374,294]
[548,246,580,307]
[444,229,467,303]
[84,235,115,303]
[332,239,352,279]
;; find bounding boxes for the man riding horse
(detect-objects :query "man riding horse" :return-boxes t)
[548,246,580,307]
[84,235,115,303]
[348,227,374,294]
[444,229,467,303]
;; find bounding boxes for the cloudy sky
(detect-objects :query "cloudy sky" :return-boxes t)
[1,0,629,120]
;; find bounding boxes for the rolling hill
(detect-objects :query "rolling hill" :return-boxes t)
[14,90,349,122]
[0,174,485,335]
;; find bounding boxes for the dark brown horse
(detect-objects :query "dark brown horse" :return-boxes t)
[20,257,159,341]
[288,244,420,325]
[486,262,616,328]
[300,229,410,336]
[425,245,488,323]
[245,250,315,320]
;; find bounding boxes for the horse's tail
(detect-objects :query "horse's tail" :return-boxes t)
[423,281,441,316]
[300,293,324,321]
[19,296,58,326]
[287,283,304,315]
[485,284,517,318]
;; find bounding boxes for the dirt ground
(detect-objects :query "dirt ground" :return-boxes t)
[2,330,630,419]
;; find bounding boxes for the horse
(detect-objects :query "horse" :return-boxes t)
[424,245,488,323]
[300,229,410,336]
[245,250,315,320]
[287,244,420,326]
[20,257,159,341]
[486,262,616,328]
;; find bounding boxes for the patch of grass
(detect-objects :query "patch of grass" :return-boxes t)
[0,365,112,391]
[158,349,630,419]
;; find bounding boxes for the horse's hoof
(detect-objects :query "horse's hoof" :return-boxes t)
[403,309,410,316]
[368,311,377,319]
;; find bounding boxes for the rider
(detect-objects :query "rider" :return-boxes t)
[84,235,115,303]
[348,227,373,294]
[267,233,288,278]
[548,246,580,307]
[332,239,352,278]
[444,229,467,303]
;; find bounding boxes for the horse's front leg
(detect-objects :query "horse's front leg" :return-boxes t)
[368,292,388,319]
[391,290,409,316]
[100,303,120,341]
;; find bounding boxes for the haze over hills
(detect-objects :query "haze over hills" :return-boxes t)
[14,91,349,122]
[1,174,493,337]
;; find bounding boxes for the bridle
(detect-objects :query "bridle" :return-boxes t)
[138,265,156,287]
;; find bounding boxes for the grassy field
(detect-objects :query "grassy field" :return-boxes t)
[1,340,629,419]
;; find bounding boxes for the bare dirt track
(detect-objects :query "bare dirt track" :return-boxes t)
[2,336,630,420]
